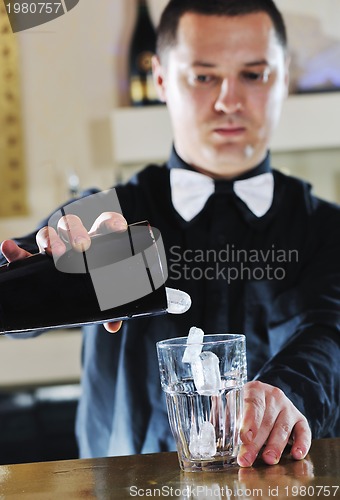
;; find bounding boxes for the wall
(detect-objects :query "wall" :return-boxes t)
[0,0,138,241]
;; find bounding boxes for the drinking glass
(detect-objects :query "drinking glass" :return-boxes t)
[157,334,247,472]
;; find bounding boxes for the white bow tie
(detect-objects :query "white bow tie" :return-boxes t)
[170,168,274,222]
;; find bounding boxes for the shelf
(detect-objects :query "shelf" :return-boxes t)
[111,105,172,164]
[111,93,340,165]
[271,92,340,152]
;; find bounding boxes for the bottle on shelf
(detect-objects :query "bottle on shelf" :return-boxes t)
[128,0,160,106]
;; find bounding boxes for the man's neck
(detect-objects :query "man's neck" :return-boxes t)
[168,147,271,181]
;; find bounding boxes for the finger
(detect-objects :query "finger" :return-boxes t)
[290,419,312,461]
[261,409,294,465]
[237,441,262,467]
[240,381,267,444]
[57,214,91,252]
[104,321,123,334]
[238,382,282,467]
[1,239,32,262]
[36,226,66,257]
[89,212,127,236]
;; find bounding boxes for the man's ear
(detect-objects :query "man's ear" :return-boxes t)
[283,54,291,99]
[152,55,167,103]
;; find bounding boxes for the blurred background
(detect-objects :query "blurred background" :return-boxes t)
[0,0,339,464]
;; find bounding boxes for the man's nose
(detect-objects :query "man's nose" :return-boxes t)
[214,78,243,114]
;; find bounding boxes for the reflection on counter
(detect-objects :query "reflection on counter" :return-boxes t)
[180,457,315,500]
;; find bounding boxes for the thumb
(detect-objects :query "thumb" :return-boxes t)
[1,240,32,262]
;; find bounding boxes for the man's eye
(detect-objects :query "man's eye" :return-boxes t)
[242,69,270,83]
[194,75,214,84]
[188,74,216,87]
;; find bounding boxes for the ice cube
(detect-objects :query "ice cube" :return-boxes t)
[166,288,192,314]
[182,326,204,363]
[191,351,221,396]
[198,421,216,458]
[189,423,201,458]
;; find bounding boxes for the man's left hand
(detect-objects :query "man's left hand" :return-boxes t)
[238,380,312,467]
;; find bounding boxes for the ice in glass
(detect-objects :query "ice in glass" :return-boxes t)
[157,329,247,472]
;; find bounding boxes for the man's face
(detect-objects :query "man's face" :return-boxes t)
[153,12,289,178]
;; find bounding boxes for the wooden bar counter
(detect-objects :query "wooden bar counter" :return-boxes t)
[0,438,339,499]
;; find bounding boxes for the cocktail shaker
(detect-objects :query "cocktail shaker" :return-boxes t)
[0,221,190,335]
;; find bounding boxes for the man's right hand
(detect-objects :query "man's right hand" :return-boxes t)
[1,211,128,334]
[36,211,128,256]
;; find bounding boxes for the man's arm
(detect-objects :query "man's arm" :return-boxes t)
[238,203,340,466]
[238,323,339,467]
[255,325,340,438]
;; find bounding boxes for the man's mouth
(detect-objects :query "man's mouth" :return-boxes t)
[213,126,246,136]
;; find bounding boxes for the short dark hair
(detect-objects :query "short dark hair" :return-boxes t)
[156,0,287,60]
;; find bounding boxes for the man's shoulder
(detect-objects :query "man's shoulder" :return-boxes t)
[135,162,169,183]
[117,163,169,191]
[114,163,171,221]
[273,168,340,219]
[273,168,311,195]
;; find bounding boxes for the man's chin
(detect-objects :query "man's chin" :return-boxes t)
[201,148,257,178]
